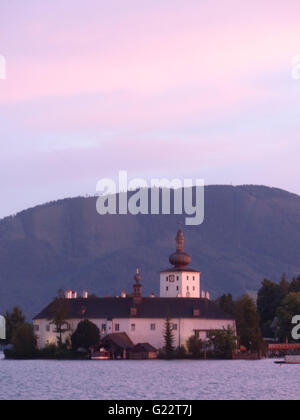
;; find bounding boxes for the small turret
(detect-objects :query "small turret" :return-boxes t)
[133,268,143,304]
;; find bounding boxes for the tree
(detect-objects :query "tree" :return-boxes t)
[208,327,237,359]
[187,336,204,358]
[11,323,37,358]
[289,276,300,293]
[279,274,290,295]
[163,316,175,359]
[216,294,236,318]
[5,306,26,344]
[257,279,284,337]
[71,320,100,352]
[277,293,300,342]
[236,295,264,354]
[48,298,70,347]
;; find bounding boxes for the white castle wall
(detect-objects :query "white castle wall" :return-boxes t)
[34,316,236,350]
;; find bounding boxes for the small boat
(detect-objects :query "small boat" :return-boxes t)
[90,348,110,360]
[275,355,300,365]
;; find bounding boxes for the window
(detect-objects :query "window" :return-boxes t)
[166,286,169,291]
[101,324,107,332]
[176,286,179,291]
[187,286,189,291]
[177,276,179,281]
[34,325,40,332]
[131,324,136,332]
[151,324,156,331]
[187,276,189,280]
[193,286,195,291]
[172,324,178,331]
[169,275,175,283]
[166,276,168,282]
[115,324,120,332]
[193,276,195,281]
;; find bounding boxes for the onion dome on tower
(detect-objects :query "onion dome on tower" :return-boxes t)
[169,224,192,269]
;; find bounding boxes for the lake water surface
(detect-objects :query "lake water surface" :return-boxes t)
[0,353,299,400]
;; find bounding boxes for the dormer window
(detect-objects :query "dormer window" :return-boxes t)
[193,309,200,317]
[130,307,137,316]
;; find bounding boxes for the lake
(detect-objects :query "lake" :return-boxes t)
[0,353,299,400]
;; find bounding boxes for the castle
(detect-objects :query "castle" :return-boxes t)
[33,227,236,350]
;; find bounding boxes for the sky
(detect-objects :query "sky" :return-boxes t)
[0,0,300,218]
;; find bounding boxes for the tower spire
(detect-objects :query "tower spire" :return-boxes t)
[176,223,184,253]
[133,268,142,304]
[169,224,191,269]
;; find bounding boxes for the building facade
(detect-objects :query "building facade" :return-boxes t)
[33,227,236,349]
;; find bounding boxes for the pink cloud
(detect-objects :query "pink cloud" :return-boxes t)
[1,0,300,217]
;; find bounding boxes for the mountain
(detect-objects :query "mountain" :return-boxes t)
[0,185,300,319]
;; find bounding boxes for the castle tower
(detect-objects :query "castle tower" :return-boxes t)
[160,225,201,298]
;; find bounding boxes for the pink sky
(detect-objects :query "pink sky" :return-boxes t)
[0,0,300,217]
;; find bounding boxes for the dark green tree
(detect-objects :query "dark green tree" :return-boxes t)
[208,327,237,359]
[71,320,100,352]
[163,316,175,359]
[48,298,70,347]
[236,295,264,354]
[187,335,204,358]
[289,276,300,293]
[257,279,285,337]
[216,294,236,318]
[279,274,290,295]
[11,323,37,358]
[5,306,26,344]
[277,292,300,342]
